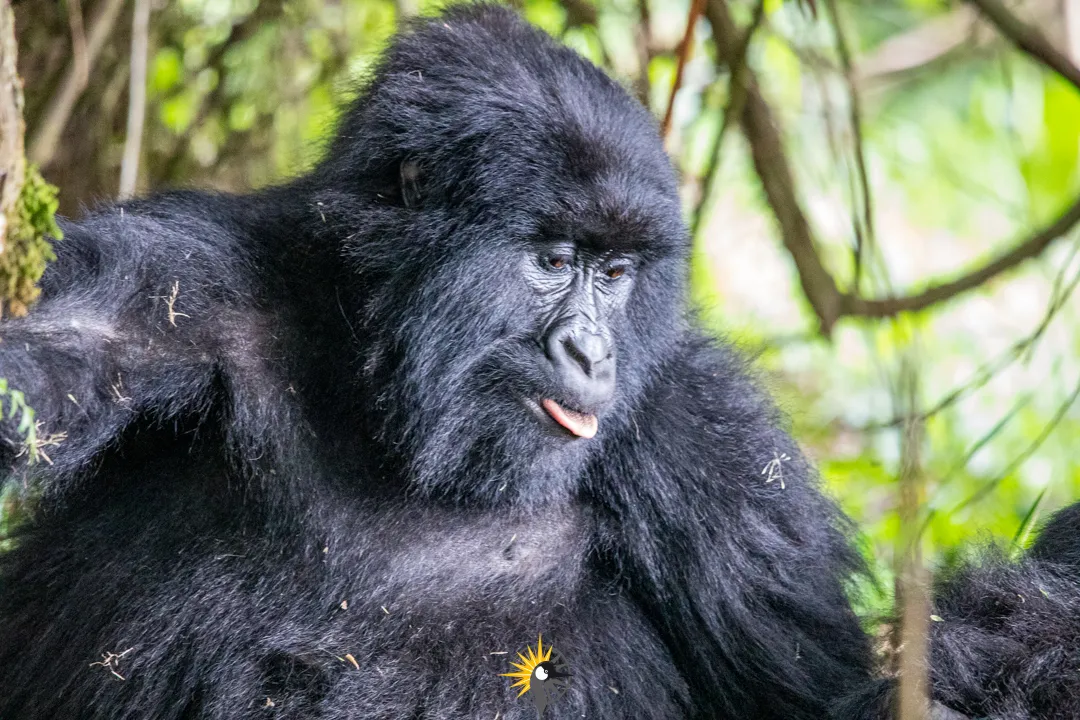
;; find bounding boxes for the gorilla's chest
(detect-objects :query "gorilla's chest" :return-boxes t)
[333,503,591,610]
[271,505,682,718]
[1,485,687,718]
[295,504,597,673]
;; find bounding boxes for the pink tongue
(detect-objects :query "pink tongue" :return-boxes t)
[541,399,598,439]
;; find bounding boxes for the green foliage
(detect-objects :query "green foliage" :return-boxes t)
[0,378,37,463]
[0,378,41,547]
[1019,75,1080,221]
[0,166,59,318]
[0,166,60,538]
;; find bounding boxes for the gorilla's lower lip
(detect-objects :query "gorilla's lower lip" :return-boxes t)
[541,399,598,439]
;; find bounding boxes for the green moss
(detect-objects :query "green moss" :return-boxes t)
[1,165,60,317]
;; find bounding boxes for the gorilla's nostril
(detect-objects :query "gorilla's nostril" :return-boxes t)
[562,337,593,374]
[562,331,609,377]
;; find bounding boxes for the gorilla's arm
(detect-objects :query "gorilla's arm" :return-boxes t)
[0,193,276,483]
[836,503,1080,719]
[591,336,873,719]
[925,547,1080,718]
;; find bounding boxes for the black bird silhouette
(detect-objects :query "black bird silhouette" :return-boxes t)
[526,654,572,717]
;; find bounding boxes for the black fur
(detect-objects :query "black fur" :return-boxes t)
[2,5,1015,719]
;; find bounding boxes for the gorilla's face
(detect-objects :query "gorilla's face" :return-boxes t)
[518,240,630,441]
[355,160,685,506]
[330,10,688,505]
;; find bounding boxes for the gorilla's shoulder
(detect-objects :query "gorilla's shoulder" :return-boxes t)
[600,330,819,498]
[647,332,791,433]
[64,190,254,241]
[42,190,261,300]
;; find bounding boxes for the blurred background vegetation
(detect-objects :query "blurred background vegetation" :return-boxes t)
[5,0,1080,625]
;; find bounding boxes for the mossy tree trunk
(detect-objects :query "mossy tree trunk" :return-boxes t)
[0,0,58,320]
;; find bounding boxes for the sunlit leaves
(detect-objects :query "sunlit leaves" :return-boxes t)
[1019,75,1080,222]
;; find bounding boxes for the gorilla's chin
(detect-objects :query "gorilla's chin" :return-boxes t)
[400,385,597,507]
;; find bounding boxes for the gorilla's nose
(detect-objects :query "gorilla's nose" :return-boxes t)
[546,326,616,407]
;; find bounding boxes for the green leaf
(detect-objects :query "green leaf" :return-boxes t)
[1020,75,1080,221]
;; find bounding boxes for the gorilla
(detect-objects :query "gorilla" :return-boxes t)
[0,4,1077,720]
[0,6,872,717]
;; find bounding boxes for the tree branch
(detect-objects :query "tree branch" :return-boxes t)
[0,0,25,254]
[66,0,88,93]
[28,0,127,168]
[690,0,764,240]
[118,0,149,199]
[846,194,1080,318]
[967,0,1080,92]
[700,0,1080,335]
[661,0,705,140]
[705,0,845,333]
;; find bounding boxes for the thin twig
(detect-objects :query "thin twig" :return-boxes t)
[690,0,766,241]
[1010,487,1048,554]
[634,0,654,106]
[862,237,1080,430]
[945,394,1032,481]
[952,373,1080,514]
[119,0,150,199]
[887,346,930,720]
[823,0,874,294]
[661,0,706,140]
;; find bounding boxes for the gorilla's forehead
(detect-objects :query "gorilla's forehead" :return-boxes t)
[462,125,686,258]
[529,170,686,256]
[340,7,683,235]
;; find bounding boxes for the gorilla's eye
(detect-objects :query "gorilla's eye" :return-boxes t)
[605,261,633,280]
[546,254,571,270]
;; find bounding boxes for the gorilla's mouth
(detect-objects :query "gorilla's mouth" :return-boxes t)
[540,399,598,439]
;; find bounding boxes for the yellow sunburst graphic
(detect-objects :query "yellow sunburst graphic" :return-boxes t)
[500,634,553,697]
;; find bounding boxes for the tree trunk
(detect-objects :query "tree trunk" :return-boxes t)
[0,0,25,253]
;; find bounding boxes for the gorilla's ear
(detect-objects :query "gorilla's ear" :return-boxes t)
[399,159,423,209]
